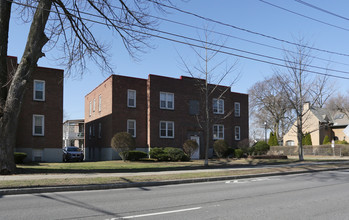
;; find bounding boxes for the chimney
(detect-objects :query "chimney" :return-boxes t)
[303,102,310,111]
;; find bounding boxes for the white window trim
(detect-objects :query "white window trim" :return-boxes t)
[159,121,175,138]
[235,126,241,141]
[98,95,102,112]
[127,119,136,137]
[33,80,45,101]
[234,102,241,117]
[127,89,136,108]
[93,99,96,112]
[32,114,45,136]
[160,92,174,110]
[213,98,224,114]
[213,124,224,140]
[89,101,92,117]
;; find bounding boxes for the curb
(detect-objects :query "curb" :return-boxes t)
[1,166,349,195]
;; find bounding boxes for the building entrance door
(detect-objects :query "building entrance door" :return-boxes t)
[190,136,200,159]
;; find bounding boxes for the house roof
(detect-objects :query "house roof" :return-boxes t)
[310,106,349,127]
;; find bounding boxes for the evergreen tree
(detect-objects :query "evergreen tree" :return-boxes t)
[323,135,330,145]
[303,133,312,146]
[268,132,278,146]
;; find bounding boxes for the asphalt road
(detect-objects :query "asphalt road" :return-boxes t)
[2,170,349,220]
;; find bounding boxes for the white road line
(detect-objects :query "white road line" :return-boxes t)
[107,207,202,219]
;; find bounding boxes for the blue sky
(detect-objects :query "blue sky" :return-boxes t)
[7,0,349,120]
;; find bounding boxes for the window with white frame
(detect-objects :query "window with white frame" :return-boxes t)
[93,99,96,112]
[160,92,174,110]
[98,95,102,112]
[89,101,92,116]
[234,102,241,117]
[127,90,136,108]
[235,126,241,140]
[213,124,224,140]
[33,80,45,101]
[33,115,44,136]
[213,98,224,114]
[159,121,174,138]
[127,120,136,137]
[98,123,102,138]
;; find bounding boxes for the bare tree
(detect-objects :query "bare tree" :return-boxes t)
[0,0,176,174]
[248,75,293,144]
[275,38,331,161]
[178,27,239,167]
[325,92,349,118]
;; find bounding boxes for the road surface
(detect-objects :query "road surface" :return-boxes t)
[1,170,349,219]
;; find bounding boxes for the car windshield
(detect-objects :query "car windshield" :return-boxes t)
[67,147,79,152]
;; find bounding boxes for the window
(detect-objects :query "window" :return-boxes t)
[89,101,92,117]
[127,120,136,137]
[160,121,174,138]
[286,140,295,146]
[33,115,44,136]
[98,123,102,138]
[213,99,224,114]
[33,80,45,101]
[98,95,102,112]
[160,92,174,110]
[234,102,240,117]
[89,126,92,139]
[235,126,241,140]
[213,124,224,140]
[92,124,95,137]
[189,100,200,115]
[127,90,136,108]
[93,99,96,112]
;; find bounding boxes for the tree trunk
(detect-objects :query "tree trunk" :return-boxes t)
[0,0,52,174]
[297,116,304,161]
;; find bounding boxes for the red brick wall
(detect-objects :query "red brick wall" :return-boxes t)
[15,65,64,150]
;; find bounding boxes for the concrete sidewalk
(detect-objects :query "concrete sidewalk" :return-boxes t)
[1,160,348,181]
[1,161,349,195]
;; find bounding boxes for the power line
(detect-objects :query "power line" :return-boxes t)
[9,0,349,80]
[92,0,349,67]
[146,0,349,58]
[295,0,349,22]
[259,0,349,32]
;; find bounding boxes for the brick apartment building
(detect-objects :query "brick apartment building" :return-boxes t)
[7,56,64,162]
[85,74,248,161]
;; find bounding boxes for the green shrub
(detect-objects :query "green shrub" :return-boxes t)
[181,154,191,162]
[226,147,235,158]
[14,152,27,164]
[164,147,186,161]
[110,132,135,161]
[235,149,243,159]
[149,147,169,161]
[323,135,330,145]
[302,133,312,145]
[335,140,349,145]
[213,140,229,158]
[126,151,148,161]
[268,132,278,146]
[182,139,198,158]
[253,141,270,155]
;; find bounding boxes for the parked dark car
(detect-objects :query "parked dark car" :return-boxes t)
[63,146,84,162]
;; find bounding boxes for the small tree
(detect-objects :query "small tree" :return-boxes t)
[253,141,270,155]
[303,133,312,146]
[110,132,135,161]
[213,140,229,159]
[323,135,330,145]
[183,140,199,159]
[268,132,278,146]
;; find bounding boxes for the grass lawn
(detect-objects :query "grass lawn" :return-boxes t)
[14,157,342,174]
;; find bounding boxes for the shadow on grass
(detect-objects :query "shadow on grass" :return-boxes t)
[13,159,306,175]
